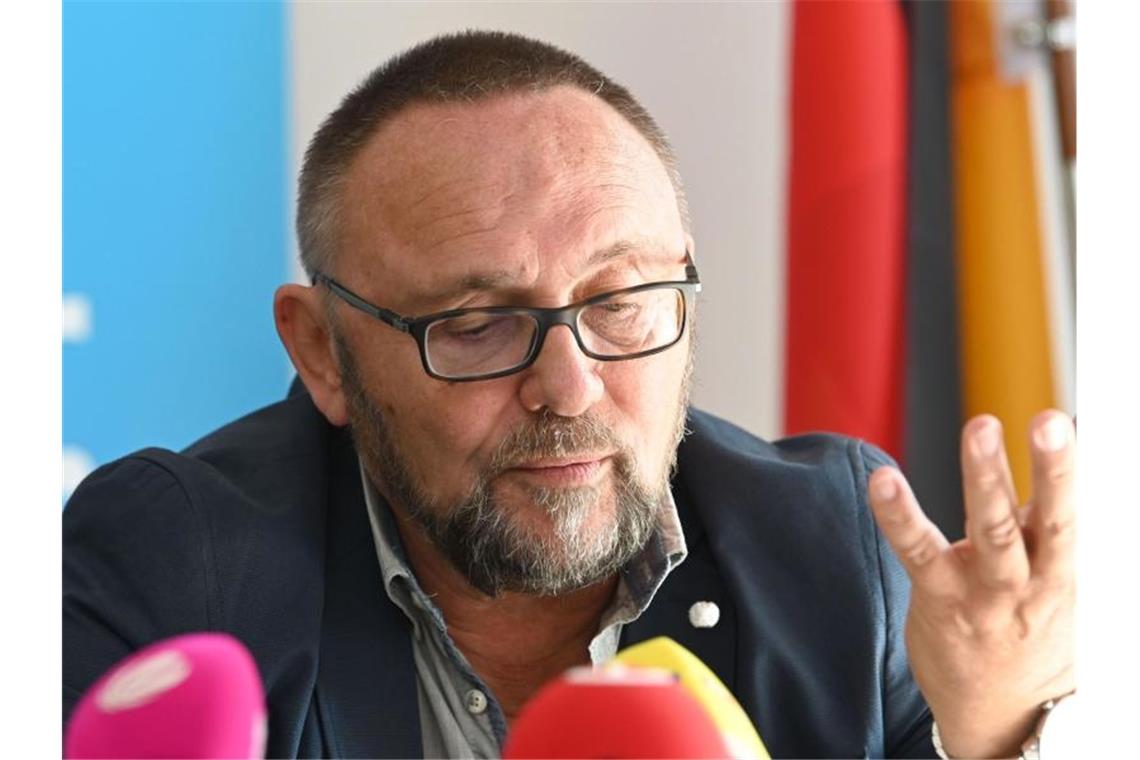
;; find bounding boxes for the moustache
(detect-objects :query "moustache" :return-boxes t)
[485,411,629,476]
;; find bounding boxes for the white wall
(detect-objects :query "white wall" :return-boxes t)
[290,1,790,439]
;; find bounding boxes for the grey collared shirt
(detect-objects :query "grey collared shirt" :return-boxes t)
[360,461,688,759]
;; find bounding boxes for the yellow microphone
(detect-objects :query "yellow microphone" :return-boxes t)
[612,637,770,760]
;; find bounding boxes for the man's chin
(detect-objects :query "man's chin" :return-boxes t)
[492,479,617,533]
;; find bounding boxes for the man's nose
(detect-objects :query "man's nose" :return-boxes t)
[517,324,604,417]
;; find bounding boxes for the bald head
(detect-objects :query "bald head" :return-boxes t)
[296,30,689,279]
[332,86,686,312]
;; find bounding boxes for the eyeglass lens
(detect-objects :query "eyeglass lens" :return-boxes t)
[423,287,685,379]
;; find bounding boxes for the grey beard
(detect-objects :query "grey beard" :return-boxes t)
[404,435,661,597]
[335,331,691,597]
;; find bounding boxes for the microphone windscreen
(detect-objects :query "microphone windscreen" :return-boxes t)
[65,632,266,759]
[615,637,770,760]
[503,665,731,758]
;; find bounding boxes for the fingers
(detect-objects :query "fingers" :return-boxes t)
[961,416,1031,591]
[1027,410,1076,582]
[868,467,961,595]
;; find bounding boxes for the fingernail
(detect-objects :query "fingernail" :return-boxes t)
[872,475,898,502]
[1035,416,1069,452]
[973,421,1001,458]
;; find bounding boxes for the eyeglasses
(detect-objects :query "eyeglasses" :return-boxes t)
[313,252,701,381]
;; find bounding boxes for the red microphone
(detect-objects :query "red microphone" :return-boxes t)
[65,633,267,759]
[503,664,731,758]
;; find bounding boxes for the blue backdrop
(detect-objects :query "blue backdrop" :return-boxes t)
[63,2,292,496]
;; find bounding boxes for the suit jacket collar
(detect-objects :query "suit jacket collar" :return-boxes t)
[621,432,739,695]
[316,427,423,758]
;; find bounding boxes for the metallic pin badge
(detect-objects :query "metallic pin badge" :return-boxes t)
[688,601,720,629]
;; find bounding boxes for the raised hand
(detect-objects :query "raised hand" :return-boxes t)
[867,411,1075,758]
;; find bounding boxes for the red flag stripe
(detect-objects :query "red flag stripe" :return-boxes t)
[784,0,909,459]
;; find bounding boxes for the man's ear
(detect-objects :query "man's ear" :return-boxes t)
[274,284,349,426]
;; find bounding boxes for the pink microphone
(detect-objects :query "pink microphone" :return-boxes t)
[65,632,267,759]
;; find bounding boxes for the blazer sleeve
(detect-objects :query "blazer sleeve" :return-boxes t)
[856,442,938,758]
[63,452,216,727]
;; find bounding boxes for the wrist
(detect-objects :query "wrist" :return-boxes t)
[932,722,1025,759]
[932,709,1038,759]
[931,694,1076,760]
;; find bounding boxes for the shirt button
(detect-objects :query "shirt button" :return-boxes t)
[465,688,488,715]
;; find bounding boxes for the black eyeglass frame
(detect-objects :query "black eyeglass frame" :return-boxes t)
[313,252,701,382]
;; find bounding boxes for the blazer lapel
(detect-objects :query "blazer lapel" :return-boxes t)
[620,471,740,696]
[315,430,422,758]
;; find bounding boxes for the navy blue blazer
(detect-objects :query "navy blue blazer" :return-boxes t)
[63,392,935,758]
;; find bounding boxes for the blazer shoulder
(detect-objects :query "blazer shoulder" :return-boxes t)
[64,397,335,728]
[676,407,899,600]
[682,407,896,487]
[64,394,336,630]
[181,393,334,483]
[64,449,210,555]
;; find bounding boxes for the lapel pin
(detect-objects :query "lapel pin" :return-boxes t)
[688,601,720,629]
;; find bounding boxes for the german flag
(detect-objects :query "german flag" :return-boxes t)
[783,0,1074,532]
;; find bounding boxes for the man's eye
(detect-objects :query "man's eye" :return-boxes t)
[435,314,525,345]
[443,319,496,338]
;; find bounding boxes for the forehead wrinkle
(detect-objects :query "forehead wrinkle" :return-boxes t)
[409,169,513,210]
[423,222,504,253]
[409,175,479,208]
[413,194,518,256]
[382,183,512,252]
[409,197,508,238]
[576,201,647,234]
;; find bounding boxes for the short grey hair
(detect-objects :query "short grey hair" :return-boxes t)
[296,29,689,279]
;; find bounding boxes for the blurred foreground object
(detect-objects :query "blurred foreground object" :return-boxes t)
[615,637,770,760]
[64,633,266,759]
[503,665,731,758]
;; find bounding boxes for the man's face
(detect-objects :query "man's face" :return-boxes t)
[330,86,693,596]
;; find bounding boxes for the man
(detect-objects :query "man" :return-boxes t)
[63,31,1074,758]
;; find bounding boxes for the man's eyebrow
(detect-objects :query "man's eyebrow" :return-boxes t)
[413,239,662,310]
[586,238,652,266]
[412,270,515,311]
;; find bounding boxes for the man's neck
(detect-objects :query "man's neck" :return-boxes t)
[390,505,618,721]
